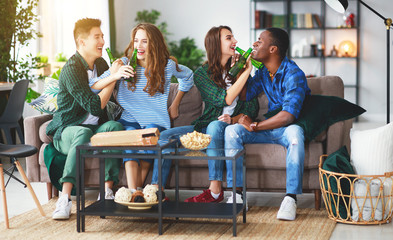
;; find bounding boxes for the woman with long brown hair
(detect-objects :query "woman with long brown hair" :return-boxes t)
[90,23,193,193]
[151,26,258,203]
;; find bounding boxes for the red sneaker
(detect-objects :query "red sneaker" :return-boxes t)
[184,189,224,203]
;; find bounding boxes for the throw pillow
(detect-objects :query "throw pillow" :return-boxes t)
[264,95,366,141]
[350,123,393,175]
[29,77,59,114]
[322,146,355,219]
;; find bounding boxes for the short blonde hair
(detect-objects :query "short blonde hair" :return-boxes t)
[73,18,101,48]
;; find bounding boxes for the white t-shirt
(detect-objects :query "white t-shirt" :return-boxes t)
[222,75,238,116]
[82,65,100,125]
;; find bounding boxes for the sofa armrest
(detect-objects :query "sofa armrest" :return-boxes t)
[24,114,53,182]
[325,119,353,155]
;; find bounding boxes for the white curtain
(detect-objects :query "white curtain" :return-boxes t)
[38,0,111,63]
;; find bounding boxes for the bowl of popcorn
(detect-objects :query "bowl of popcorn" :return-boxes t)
[114,185,164,210]
[180,131,211,150]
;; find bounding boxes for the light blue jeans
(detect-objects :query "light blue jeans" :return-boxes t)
[151,125,195,186]
[118,119,166,164]
[225,123,305,194]
[151,120,244,188]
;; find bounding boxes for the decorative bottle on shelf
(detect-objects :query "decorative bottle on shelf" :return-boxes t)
[228,48,253,78]
[235,47,264,69]
[105,48,116,65]
[123,49,138,82]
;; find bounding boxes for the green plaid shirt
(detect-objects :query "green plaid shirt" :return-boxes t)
[46,51,109,140]
[192,64,259,132]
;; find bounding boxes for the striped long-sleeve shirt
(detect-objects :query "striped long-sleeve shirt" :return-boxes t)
[91,57,193,130]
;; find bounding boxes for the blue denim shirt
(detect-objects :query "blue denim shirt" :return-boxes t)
[246,57,311,119]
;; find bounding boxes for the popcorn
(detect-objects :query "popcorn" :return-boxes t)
[114,187,132,202]
[143,184,158,203]
[180,131,211,150]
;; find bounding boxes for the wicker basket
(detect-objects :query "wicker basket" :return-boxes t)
[319,155,393,224]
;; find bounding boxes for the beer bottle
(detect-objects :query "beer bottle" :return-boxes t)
[228,48,253,78]
[235,47,264,69]
[105,48,116,65]
[124,49,138,82]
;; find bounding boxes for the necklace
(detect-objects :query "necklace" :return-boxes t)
[268,70,277,79]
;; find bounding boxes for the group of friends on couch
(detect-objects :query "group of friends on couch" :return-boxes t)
[47,17,311,222]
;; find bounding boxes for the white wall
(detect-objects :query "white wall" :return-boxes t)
[114,0,251,55]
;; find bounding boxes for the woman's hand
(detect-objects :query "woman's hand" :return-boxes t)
[218,114,231,124]
[168,104,179,120]
[238,115,254,132]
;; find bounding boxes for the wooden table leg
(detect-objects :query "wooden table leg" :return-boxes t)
[14,160,45,217]
[0,164,9,229]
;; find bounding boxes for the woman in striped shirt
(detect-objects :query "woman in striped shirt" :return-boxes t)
[90,23,193,192]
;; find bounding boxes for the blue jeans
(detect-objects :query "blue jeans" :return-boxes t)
[206,120,243,188]
[118,119,166,164]
[225,124,305,194]
[151,125,195,186]
[151,120,243,188]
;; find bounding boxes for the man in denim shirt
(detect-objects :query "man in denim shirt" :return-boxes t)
[225,28,310,221]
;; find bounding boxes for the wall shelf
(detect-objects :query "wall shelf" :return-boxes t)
[250,0,360,104]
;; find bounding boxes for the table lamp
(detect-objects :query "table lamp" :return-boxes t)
[324,0,393,123]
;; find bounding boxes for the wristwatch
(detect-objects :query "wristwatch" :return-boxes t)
[250,122,258,131]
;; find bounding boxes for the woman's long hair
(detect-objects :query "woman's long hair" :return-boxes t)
[123,23,180,96]
[204,25,234,89]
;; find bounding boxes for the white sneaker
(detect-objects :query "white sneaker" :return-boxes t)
[97,188,115,200]
[52,194,72,220]
[226,191,249,211]
[277,196,297,221]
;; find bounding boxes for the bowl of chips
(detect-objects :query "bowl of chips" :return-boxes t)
[180,131,211,150]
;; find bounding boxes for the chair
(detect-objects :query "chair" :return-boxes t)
[0,143,45,229]
[0,79,29,144]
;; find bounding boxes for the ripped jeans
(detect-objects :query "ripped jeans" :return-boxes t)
[225,124,305,194]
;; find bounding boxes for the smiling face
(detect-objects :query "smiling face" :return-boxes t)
[252,30,274,62]
[220,28,237,61]
[79,26,105,60]
[134,29,148,62]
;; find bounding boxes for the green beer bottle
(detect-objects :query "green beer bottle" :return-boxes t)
[105,48,116,65]
[124,49,138,82]
[235,47,264,69]
[228,48,253,78]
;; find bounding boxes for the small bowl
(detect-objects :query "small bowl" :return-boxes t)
[180,131,211,150]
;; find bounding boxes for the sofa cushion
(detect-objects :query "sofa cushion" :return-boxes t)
[169,84,202,127]
[30,77,59,114]
[265,95,365,141]
[350,123,393,175]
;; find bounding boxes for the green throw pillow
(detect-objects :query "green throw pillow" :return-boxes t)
[322,146,355,219]
[264,95,366,141]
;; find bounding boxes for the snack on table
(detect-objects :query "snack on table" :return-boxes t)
[114,187,132,202]
[143,184,158,203]
[180,131,211,150]
[131,190,145,202]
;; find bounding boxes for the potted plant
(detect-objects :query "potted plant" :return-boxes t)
[36,52,51,77]
[52,52,67,72]
[0,0,41,83]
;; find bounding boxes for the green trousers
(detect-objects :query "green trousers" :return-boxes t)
[53,121,124,187]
